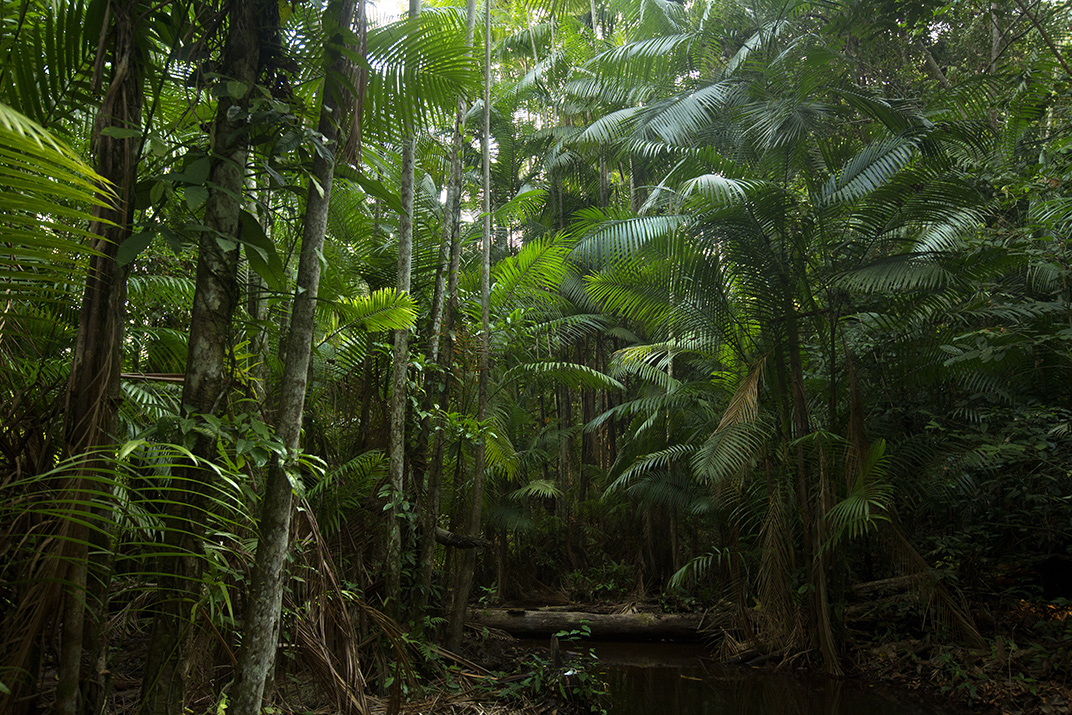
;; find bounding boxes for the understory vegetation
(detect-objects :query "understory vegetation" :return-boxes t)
[2,0,1072,713]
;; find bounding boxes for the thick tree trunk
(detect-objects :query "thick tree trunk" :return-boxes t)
[140,4,272,713]
[54,4,143,713]
[228,2,360,713]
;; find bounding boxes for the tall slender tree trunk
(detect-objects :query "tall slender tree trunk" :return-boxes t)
[588,0,602,41]
[386,0,422,620]
[447,0,492,650]
[140,4,274,713]
[229,2,360,713]
[416,0,478,618]
[54,5,144,713]
[785,304,841,676]
[417,191,468,616]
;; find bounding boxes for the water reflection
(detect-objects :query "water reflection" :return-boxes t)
[582,642,952,715]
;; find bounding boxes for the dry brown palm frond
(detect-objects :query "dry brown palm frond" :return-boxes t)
[717,354,767,431]
[288,503,372,715]
[754,481,804,653]
[0,470,103,710]
[0,527,67,708]
[885,522,985,648]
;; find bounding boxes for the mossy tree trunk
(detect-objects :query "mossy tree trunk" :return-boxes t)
[229,2,360,711]
[140,3,275,712]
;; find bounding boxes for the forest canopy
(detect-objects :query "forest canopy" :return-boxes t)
[2,0,1071,713]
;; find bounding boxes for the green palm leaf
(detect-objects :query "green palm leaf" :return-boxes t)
[824,439,894,548]
[318,287,418,334]
[0,0,96,126]
[0,102,109,320]
[489,231,573,313]
[361,9,480,141]
[500,360,624,391]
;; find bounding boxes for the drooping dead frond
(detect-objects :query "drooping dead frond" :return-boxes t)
[754,479,804,653]
[717,354,767,431]
[290,504,371,715]
[885,522,985,649]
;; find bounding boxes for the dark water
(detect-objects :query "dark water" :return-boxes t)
[578,642,956,715]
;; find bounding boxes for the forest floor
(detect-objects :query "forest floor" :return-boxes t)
[845,593,1072,715]
[96,630,593,715]
[811,602,1069,714]
[75,589,1072,715]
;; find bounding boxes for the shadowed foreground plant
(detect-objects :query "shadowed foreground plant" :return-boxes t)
[0,440,256,711]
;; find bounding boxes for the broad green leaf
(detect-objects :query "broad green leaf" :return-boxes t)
[100,126,142,139]
[186,185,208,210]
[117,230,155,267]
[239,209,286,291]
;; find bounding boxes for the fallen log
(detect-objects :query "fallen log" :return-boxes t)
[850,575,919,596]
[470,608,705,641]
[435,527,492,549]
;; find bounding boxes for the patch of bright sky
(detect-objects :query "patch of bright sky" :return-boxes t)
[369,0,502,189]
[367,0,474,25]
[368,0,410,24]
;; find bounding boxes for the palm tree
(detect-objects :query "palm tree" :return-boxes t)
[572,0,990,669]
[446,0,495,650]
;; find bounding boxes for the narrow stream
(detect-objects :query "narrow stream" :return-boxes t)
[579,642,957,715]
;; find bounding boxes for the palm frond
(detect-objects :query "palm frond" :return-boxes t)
[0,102,109,317]
[819,135,918,206]
[717,356,766,430]
[823,440,893,549]
[489,232,573,312]
[640,80,741,145]
[501,360,624,392]
[0,0,96,127]
[606,443,696,494]
[509,478,563,501]
[691,420,770,487]
[318,287,417,334]
[571,207,688,265]
[361,9,480,141]
[668,548,732,590]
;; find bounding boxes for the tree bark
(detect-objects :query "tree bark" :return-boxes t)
[915,40,951,89]
[447,0,492,651]
[415,0,478,620]
[386,0,422,619]
[140,4,273,713]
[54,3,143,712]
[228,2,360,713]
